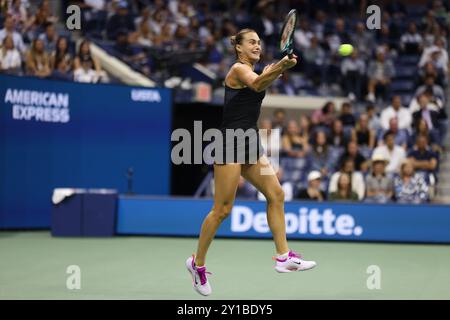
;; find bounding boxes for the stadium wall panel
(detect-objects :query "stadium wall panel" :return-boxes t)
[117,196,450,243]
[0,75,172,228]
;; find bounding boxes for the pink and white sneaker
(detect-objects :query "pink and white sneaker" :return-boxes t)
[274,250,317,273]
[186,255,212,296]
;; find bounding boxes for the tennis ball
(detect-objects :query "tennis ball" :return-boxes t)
[338,44,354,56]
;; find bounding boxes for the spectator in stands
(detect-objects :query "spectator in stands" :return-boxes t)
[132,17,155,48]
[170,0,195,29]
[400,22,423,54]
[281,120,309,158]
[366,104,382,132]
[378,117,409,150]
[328,18,351,53]
[351,22,373,59]
[407,135,438,175]
[252,3,277,48]
[311,101,336,129]
[373,131,406,174]
[427,48,448,81]
[148,8,169,37]
[133,5,151,30]
[7,0,29,32]
[259,118,280,160]
[423,22,444,48]
[376,23,396,51]
[294,18,314,51]
[366,50,395,102]
[412,94,440,139]
[419,38,448,77]
[106,0,135,40]
[311,10,326,41]
[0,14,25,53]
[0,34,21,75]
[423,87,448,142]
[23,0,57,41]
[50,37,72,70]
[295,171,326,202]
[340,49,365,101]
[273,72,297,96]
[201,35,223,74]
[328,172,359,202]
[410,118,440,152]
[309,130,333,177]
[73,55,98,83]
[173,24,194,50]
[38,22,57,52]
[76,0,108,36]
[329,157,365,200]
[153,22,175,47]
[354,114,376,150]
[302,35,326,87]
[328,119,348,148]
[272,108,287,133]
[25,38,51,78]
[338,141,369,173]
[51,56,72,82]
[113,30,151,76]
[415,75,445,102]
[380,95,412,131]
[418,61,442,87]
[74,40,102,74]
[365,153,393,203]
[394,160,429,203]
[298,115,310,136]
[339,102,356,127]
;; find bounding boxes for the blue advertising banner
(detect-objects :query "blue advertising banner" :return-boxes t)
[117,196,450,243]
[0,75,172,228]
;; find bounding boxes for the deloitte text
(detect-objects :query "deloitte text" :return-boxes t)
[231,206,363,237]
[4,88,70,123]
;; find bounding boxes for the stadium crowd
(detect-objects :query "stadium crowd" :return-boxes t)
[0,0,448,203]
[235,97,445,204]
[0,0,108,82]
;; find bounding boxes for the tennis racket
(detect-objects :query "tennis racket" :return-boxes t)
[279,9,298,59]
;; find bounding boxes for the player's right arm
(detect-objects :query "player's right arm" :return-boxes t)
[233,55,297,92]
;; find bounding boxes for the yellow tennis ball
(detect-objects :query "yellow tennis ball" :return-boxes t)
[338,44,354,56]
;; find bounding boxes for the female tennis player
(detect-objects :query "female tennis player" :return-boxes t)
[186,29,317,296]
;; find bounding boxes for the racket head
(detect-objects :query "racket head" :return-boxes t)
[279,9,298,56]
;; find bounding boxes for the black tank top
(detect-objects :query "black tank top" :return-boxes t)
[220,85,266,130]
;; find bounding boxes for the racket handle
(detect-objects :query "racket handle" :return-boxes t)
[287,49,293,59]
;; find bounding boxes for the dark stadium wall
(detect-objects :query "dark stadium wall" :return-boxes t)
[0,75,172,228]
[171,102,222,196]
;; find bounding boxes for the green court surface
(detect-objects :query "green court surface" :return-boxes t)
[1,231,450,300]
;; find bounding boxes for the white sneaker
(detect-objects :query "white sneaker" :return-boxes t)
[274,250,317,273]
[186,255,212,296]
[366,93,376,102]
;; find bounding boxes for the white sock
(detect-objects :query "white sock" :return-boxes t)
[277,251,290,259]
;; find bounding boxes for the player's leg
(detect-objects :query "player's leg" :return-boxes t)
[241,155,316,272]
[241,155,288,255]
[186,163,241,296]
[194,163,241,266]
